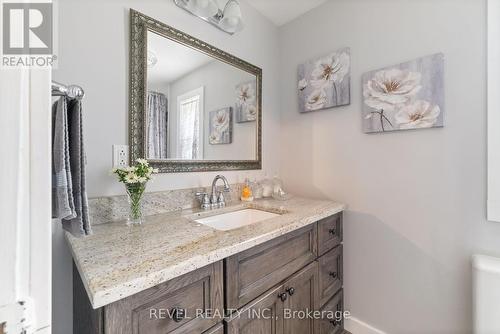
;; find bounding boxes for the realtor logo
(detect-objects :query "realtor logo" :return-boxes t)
[2,2,52,55]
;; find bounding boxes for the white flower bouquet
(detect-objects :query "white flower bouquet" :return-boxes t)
[112,159,158,225]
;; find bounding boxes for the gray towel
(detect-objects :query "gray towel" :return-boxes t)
[52,97,91,236]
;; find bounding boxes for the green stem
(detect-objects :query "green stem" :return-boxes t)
[127,183,146,220]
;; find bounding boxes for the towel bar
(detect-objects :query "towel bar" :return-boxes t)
[52,81,84,100]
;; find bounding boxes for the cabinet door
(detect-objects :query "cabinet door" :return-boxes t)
[203,323,224,334]
[73,263,104,334]
[283,262,319,334]
[104,261,223,334]
[226,285,284,334]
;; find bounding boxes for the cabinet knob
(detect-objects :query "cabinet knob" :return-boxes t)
[286,287,295,296]
[329,271,338,279]
[171,307,185,322]
[328,228,337,235]
[330,319,339,327]
[278,292,288,302]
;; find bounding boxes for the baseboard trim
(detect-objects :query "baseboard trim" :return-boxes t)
[345,316,387,334]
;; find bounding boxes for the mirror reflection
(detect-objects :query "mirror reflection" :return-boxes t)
[146,30,258,161]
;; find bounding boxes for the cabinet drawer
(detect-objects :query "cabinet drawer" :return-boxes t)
[225,224,317,310]
[318,245,343,307]
[317,213,342,255]
[317,289,344,334]
[104,261,224,334]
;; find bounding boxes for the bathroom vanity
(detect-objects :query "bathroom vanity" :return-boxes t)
[68,197,346,334]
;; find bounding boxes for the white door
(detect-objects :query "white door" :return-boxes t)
[0,68,52,333]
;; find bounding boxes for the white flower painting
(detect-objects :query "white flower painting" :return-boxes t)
[298,47,351,113]
[235,81,257,123]
[209,107,232,145]
[395,100,441,129]
[362,53,444,133]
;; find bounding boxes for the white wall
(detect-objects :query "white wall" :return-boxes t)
[52,1,280,333]
[52,0,500,333]
[278,0,500,332]
[53,0,280,198]
[169,60,256,160]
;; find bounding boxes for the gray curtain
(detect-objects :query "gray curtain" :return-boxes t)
[147,91,168,159]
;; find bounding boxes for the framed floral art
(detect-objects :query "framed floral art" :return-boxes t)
[362,53,445,133]
[235,81,257,123]
[298,47,351,112]
[209,107,232,145]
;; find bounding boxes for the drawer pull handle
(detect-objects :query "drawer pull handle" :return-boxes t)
[330,319,339,327]
[171,307,185,322]
[329,271,338,279]
[286,287,295,296]
[278,292,288,302]
[328,228,337,235]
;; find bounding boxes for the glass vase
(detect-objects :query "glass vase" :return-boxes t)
[126,183,146,225]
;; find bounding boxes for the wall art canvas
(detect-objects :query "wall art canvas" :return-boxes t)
[362,53,445,133]
[298,47,351,113]
[235,80,257,123]
[209,107,232,145]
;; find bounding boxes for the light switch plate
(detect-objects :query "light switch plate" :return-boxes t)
[112,145,129,168]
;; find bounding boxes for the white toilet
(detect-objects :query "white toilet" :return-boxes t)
[473,255,500,333]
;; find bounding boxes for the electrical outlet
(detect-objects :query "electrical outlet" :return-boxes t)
[112,145,129,168]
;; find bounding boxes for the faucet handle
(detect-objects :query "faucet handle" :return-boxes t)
[195,192,211,210]
[195,191,206,197]
[217,191,227,208]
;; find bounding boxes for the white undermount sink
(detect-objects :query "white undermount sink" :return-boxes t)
[194,209,281,231]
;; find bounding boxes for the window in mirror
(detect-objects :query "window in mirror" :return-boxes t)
[177,87,204,160]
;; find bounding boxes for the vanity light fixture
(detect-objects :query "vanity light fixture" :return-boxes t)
[173,0,244,35]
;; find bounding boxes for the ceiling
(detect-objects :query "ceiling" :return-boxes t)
[147,31,214,85]
[245,0,329,26]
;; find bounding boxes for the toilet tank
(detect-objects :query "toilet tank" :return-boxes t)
[473,254,500,333]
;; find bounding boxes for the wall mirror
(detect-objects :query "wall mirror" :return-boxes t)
[129,9,262,173]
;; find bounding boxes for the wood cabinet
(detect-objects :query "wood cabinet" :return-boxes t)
[226,284,284,334]
[225,224,317,310]
[74,212,344,334]
[226,262,318,334]
[74,261,223,334]
[282,262,319,334]
[203,324,224,334]
[317,213,342,256]
[317,290,344,334]
[318,245,343,307]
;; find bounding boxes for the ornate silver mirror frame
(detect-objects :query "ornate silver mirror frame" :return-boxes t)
[129,9,262,173]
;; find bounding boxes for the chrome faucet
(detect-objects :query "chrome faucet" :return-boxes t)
[195,175,231,210]
[211,175,231,208]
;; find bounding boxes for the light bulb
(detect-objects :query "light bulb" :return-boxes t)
[187,0,218,18]
[219,0,243,33]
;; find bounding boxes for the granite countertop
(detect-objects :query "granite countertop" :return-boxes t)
[66,196,345,309]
